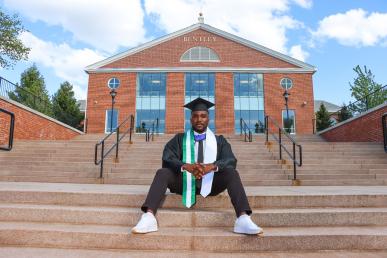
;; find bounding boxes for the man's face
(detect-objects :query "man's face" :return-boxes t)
[190,110,209,133]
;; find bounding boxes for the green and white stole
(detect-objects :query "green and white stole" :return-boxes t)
[181,128,217,208]
[182,129,196,207]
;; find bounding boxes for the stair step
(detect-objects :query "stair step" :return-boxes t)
[1,183,387,209]
[1,247,386,258]
[1,203,387,227]
[0,222,386,251]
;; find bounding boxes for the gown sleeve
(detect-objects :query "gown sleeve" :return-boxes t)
[214,135,237,171]
[162,133,184,173]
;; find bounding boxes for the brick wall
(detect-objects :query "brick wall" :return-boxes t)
[103,29,297,69]
[320,104,387,142]
[215,73,234,134]
[165,73,185,133]
[86,73,136,133]
[264,73,315,134]
[87,28,314,134]
[0,98,81,140]
[0,111,11,146]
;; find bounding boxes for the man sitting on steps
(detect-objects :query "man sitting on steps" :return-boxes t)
[132,97,263,235]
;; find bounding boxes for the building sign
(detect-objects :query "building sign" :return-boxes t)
[183,36,217,42]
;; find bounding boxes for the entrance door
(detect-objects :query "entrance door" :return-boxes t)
[184,73,215,132]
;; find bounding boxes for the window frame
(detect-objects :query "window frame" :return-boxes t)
[105,109,119,134]
[280,77,293,90]
[282,109,296,134]
[180,46,220,62]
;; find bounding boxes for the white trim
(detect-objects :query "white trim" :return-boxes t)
[105,109,119,134]
[0,96,84,134]
[86,67,314,74]
[85,23,316,72]
[317,101,387,135]
[282,109,296,134]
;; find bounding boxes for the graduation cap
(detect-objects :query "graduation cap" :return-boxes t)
[184,97,215,112]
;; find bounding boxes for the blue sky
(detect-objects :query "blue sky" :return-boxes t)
[1,0,386,107]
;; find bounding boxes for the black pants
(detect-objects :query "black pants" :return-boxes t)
[141,167,252,216]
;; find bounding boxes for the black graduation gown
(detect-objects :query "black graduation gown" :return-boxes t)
[161,133,237,173]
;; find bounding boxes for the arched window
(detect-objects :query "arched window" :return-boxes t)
[180,46,220,62]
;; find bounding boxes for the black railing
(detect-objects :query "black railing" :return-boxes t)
[383,113,387,153]
[0,108,15,151]
[94,114,134,178]
[0,76,52,116]
[265,115,302,181]
[323,85,387,130]
[145,118,159,142]
[240,118,252,142]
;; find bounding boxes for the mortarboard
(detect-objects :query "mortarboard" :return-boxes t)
[183,97,215,112]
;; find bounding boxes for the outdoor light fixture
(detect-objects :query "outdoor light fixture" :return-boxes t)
[195,80,206,84]
[107,77,120,133]
[283,89,290,132]
[110,89,117,133]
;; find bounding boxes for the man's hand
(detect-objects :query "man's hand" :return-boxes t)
[182,163,204,179]
[201,163,217,174]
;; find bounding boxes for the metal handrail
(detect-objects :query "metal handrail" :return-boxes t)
[328,85,387,123]
[0,76,52,114]
[146,118,159,142]
[94,114,134,178]
[265,115,302,180]
[383,113,387,153]
[240,118,252,142]
[0,108,15,151]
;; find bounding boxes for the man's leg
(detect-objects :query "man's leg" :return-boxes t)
[210,168,251,217]
[209,168,262,235]
[141,168,182,214]
[133,168,181,234]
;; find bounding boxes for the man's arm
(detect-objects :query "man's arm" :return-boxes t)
[213,135,237,171]
[162,134,184,173]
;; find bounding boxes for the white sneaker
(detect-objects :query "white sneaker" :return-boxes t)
[131,212,158,234]
[234,214,263,235]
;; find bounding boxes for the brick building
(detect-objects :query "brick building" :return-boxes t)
[85,17,316,135]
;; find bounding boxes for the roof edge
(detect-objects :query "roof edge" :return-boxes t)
[85,23,316,72]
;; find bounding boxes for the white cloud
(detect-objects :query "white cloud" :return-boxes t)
[313,9,387,47]
[144,0,309,55]
[289,45,309,61]
[3,0,146,53]
[292,0,312,9]
[20,32,105,99]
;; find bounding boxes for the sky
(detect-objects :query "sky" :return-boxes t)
[1,0,387,106]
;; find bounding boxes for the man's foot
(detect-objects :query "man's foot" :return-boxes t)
[131,212,158,234]
[233,214,263,235]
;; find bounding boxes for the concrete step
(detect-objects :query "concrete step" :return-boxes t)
[1,204,387,228]
[299,164,386,170]
[1,183,387,209]
[296,179,387,186]
[0,222,386,251]
[2,247,387,258]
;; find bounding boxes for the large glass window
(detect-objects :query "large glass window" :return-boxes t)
[185,73,215,132]
[234,73,265,134]
[136,73,166,133]
[105,109,118,133]
[282,109,296,134]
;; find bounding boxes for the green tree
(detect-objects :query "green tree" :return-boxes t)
[52,81,83,129]
[316,104,333,131]
[0,8,30,68]
[8,64,52,116]
[337,103,353,122]
[349,65,387,113]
